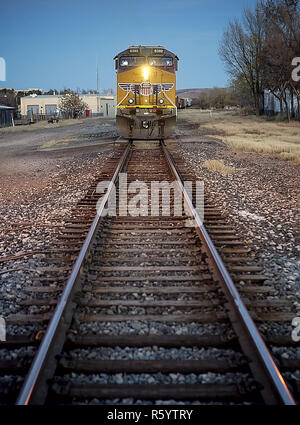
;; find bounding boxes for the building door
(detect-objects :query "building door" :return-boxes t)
[45,104,57,116]
[27,105,39,118]
[106,103,109,116]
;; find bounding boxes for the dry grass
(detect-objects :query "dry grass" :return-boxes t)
[0,116,103,134]
[202,160,237,175]
[178,109,300,165]
[279,152,300,164]
[40,138,77,149]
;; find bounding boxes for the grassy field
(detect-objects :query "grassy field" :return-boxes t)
[178,109,300,165]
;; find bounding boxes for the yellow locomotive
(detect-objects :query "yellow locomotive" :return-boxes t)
[114,46,179,140]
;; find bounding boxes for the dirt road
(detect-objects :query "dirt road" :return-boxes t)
[0,117,117,195]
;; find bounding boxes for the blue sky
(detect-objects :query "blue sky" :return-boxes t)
[0,0,256,91]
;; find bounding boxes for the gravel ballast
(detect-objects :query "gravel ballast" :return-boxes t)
[0,141,115,330]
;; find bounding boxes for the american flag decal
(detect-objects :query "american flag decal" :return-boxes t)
[119,83,174,95]
[140,83,152,96]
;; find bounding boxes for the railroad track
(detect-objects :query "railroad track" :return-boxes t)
[0,141,298,405]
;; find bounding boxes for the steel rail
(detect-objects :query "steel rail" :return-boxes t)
[16,142,132,405]
[161,140,295,405]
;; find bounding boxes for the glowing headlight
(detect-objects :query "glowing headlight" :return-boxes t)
[159,98,164,104]
[128,98,134,104]
[143,66,150,80]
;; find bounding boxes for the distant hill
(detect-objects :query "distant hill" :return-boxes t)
[176,88,225,99]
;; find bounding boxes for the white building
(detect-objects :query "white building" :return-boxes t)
[21,94,116,118]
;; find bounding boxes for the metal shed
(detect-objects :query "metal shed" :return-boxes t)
[0,105,15,127]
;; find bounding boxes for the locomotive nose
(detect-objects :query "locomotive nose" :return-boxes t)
[115,46,178,140]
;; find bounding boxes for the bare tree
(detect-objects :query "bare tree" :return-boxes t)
[59,92,88,119]
[193,88,238,109]
[0,89,17,107]
[262,0,300,120]
[231,73,254,108]
[44,89,58,95]
[219,3,265,115]
[261,29,294,119]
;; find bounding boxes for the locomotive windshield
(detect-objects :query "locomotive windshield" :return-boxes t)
[120,56,146,67]
[119,56,174,68]
[148,57,173,66]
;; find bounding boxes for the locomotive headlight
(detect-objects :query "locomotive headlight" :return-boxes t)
[142,66,150,81]
[128,98,134,104]
[159,98,164,104]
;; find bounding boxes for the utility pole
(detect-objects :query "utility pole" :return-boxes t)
[96,58,99,94]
